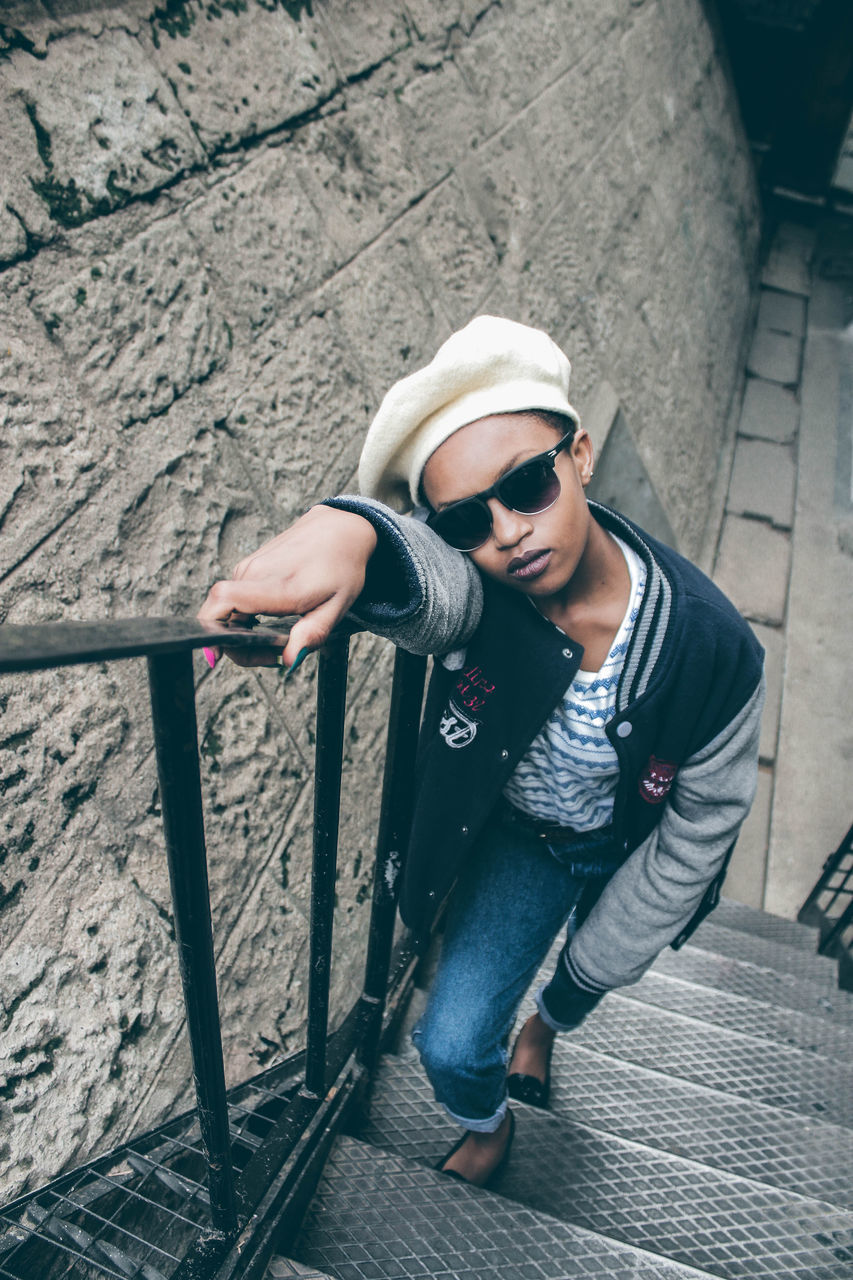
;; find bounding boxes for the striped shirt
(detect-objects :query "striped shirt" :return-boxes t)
[502,536,646,830]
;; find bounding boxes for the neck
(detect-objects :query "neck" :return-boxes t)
[534,523,631,668]
[541,520,626,620]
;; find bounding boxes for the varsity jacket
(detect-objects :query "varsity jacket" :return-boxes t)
[325,496,765,1006]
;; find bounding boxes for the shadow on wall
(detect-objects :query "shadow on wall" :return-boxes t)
[588,408,678,550]
[714,0,853,201]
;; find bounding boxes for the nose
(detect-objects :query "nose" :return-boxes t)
[487,498,533,549]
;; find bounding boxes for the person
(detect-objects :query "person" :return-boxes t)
[199,316,764,1187]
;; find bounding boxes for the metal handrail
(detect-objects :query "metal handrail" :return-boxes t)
[798,821,853,991]
[0,618,427,1279]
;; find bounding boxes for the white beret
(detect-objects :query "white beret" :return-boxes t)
[357,315,581,511]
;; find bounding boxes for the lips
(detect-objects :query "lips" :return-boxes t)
[508,549,551,580]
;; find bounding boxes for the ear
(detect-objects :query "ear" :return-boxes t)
[570,428,595,487]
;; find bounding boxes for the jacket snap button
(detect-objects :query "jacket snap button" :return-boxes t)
[562,647,573,659]
[428,890,436,899]
[500,749,509,760]
[461,825,469,836]
[616,721,632,738]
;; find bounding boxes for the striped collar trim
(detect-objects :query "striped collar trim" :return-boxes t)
[587,503,673,714]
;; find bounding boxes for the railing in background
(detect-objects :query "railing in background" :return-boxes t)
[798,821,853,991]
[0,619,427,1280]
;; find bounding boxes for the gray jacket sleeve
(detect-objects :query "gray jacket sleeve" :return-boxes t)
[322,495,483,656]
[567,672,765,992]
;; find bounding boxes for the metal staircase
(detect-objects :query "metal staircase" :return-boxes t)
[277,898,853,1280]
[3,623,852,1279]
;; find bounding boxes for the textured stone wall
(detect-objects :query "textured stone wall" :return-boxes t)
[0,0,759,1199]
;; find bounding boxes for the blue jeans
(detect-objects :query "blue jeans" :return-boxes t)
[411,804,622,1132]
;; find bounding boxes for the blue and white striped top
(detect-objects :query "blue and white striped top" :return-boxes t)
[502,536,646,830]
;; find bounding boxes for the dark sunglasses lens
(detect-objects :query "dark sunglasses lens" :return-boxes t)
[500,459,560,513]
[433,500,491,551]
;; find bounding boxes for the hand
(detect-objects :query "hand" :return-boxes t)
[198,505,378,668]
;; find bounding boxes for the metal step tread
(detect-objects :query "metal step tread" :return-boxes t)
[497,1038,853,1208]
[359,1060,853,1279]
[652,944,853,1026]
[619,969,853,1063]
[267,1258,335,1279]
[553,1040,853,1204]
[686,920,840,983]
[713,898,821,951]
[567,995,853,1129]
[504,955,853,1206]
[293,1134,721,1280]
[373,1051,853,1207]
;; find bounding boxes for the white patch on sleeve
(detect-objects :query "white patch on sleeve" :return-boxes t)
[384,849,402,893]
[440,648,466,670]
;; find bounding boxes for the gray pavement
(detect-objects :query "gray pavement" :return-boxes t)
[713,214,853,917]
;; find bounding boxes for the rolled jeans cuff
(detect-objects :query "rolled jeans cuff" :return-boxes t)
[442,1094,508,1134]
[536,978,605,1033]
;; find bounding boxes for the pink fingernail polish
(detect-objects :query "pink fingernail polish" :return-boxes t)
[203,647,217,669]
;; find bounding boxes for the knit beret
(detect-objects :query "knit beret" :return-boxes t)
[357,315,581,511]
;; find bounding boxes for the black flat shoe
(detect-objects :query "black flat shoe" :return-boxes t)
[435,1110,515,1187]
[506,1029,553,1109]
[506,1069,550,1108]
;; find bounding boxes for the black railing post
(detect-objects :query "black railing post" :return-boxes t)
[798,823,853,926]
[147,650,238,1236]
[819,898,853,957]
[303,634,350,1099]
[359,648,427,1074]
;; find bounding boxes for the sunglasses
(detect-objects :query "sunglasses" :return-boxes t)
[426,431,574,551]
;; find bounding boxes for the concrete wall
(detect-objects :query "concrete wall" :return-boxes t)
[0,0,759,1199]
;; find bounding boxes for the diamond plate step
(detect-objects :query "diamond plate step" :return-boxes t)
[294,1134,719,1280]
[653,944,853,1026]
[619,970,853,1063]
[712,898,821,951]
[524,1040,853,1208]
[686,920,840,983]
[568,996,853,1128]
[266,1259,334,1279]
[360,1059,853,1279]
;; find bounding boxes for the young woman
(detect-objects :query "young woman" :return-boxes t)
[199,316,764,1187]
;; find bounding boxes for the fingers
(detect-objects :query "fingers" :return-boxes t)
[219,646,283,669]
[278,596,349,668]
[198,506,373,672]
[197,577,278,625]
[220,643,310,672]
[200,592,351,672]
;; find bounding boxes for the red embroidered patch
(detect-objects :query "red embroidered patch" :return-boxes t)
[454,664,496,713]
[639,755,677,804]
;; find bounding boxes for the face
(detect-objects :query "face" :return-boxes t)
[421,413,595,601]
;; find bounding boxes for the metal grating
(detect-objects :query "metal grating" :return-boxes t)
[266,1259,333,1279]
[652,945,853,1026]
[712,899,821,952]
[385,1041,853,1210]
[295,1136,718,1280]
[543,1043,853,1210]
[686,921,841,985]
[0,1066,299,1279]
[569,997,853,1129]
[620,970,853,1063]
[359,1060,853,1280]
